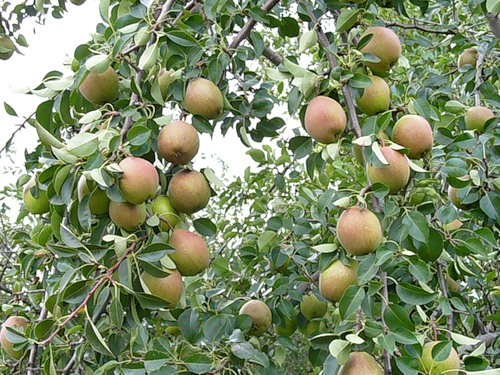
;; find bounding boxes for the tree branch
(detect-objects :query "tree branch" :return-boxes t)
[458,332,499,355]
[485,12,500,38]
[436,261,453,337]
[384,21,457,35]
[27,289,49,375]
[474,50,486,107]
[379,270,392,374]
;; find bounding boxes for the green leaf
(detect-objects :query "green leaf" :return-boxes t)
[339,285,365,320]
[193,218,217,237]
[136,243,173,262]
[185,354,213,374]
[257,230,278,252]
[312,243,337,253]
[328,339,350,365]
[289,136,313,159]
[336,9,360,33]
[384,304,415,331]
[431,341,452,362]
[396,282,438,305]
[486,0,500,13]
[109,299,124,330]
[4,102,17,116]
[298,29,317,53]
[66,133,99,158]
[202,314,227,342]
[178,308,200,342]
[403,211,429,243]
[85,309,115,357]
[479,192,499,220]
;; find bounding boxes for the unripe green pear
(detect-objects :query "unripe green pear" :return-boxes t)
[168,170,211,214]
[152,196,180,231]
[184,78,224,119]
[77,176,110,215]
[339,352,384,375]
[464,106,495,133]
[109,201,146,231]
[366,146,410,193]
[119,157,159,204]
[158,69,176,99]
[157,121,199,165]
[275,310,297,337]
[300,320,321,336]
[300,293,328,320]
[360,27,401,74]
[0,316,29,359]
[79,67,119,105]
[392,115,433,159]
[458,48,477,68]
[169,229,209,276]
[420,342,460,375]
[0,36,15,60]
[356,76,390,115]
[319,259,358,302]
[239,300,272,336]
[141,269,183,308]
[304,96,347,144]
[338,207,382,256]
[446,275,460,293]
[23,179,50,214]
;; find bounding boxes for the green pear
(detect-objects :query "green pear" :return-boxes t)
[0,316,29,359]
[79,67,119,105]
[109,201,146,231]
[339,352,384,375]
[0,36,15,60]
[119,157,159,204]
[168,170,211,214]
[366,146,410,194]
[184,78,223,119]
[300,293,328,320]
[141,269,183,308]
[464,106,495,133]
[338,207,382,256]
[158,69,176,99]
[360,27,402,74]
[392,115,433,159]
[157,120,199,165]
[77,176,110,215]
[319,259,358,302]
[169,229,209,276]
[304,96,347,144]
[420,341,460,375]
[152,196,180,230]
[458,48,477,68]
[446,275,460,293]
[239,300,272,336]
[356,76,390,115]
[23,179,50,214]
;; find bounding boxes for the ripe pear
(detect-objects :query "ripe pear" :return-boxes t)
[319,259,358,302]
[339,352,383,375]
[300,293,327,320]
[169,229,209,276]
[275,311,297,337]
[142,269,183,308]
[152,196,180,230]
[109,201,146,231]
[464,106,495,133]
[79,67,119,105]
[0,36,15,60]
[458,48,477,68]
[360,27,402,74]
[420,342,460,375]
[337,207,382,256]
[304,96,347,144]
[168,170,211,214]
[184,77,224,119]
[239,300,272,336]
[157,121,199,165]
[77,176,110,215]
[356,76,391,115]
[366,146,410,193]
[23,179,50,214]
[119,157,159,204]
[392,115,433,159]
[0,316,29,359]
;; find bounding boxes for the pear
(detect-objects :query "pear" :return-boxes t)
[169,229,209,276]
[366,146,410,194]
[239,300,272,336]
[109,201,146,231]
[300,293,328,320]
[464,106,495,133]
[304,96,347,144]
[446,275,460,293]
[356,76,391,115]
[142,269,183,308]
[23,179,50,214]
[168,170,211,214]
[119,157,159,204]
[337,207,382,256]
[275,310,297,337]
[0,316,29,359]
[339,352,384,375]
[319,259,358,302]
[448,186,472,210]
[152,196,180,230]
[79,67,119,105]
[77,176,110,215]
[300,320,321,336]
[360,27,402,74]
[458,48,477,68]
[420,341,460,375]
[184,78,224,119]
[392,115,433,159]
[0,36,15,60]
[158,69,176,99]
[157,120,199,165]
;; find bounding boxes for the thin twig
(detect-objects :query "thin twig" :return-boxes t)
[473,51,486,107]
[27,288,49,375]
[0,112,36,155]
[436,261,453,337]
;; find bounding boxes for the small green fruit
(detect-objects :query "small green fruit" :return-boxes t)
[239,300,272,336]
[458,48,477,68]
[300,293,327,320]
[23,179,50,214]
[356,76,390,115]
[152,196,180,231]
[77,176,110,215]
[339,352,384,375]
[79,67,119,105]
[319,259,358,302]
[464,106,495,133]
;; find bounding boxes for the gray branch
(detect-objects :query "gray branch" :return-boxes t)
[485,12,500,38]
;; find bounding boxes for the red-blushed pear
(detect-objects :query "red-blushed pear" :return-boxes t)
[141,269,183,309]
[319,259,358,302]
[157,121,199,165]
[367,146,410,194]
[300,293,328,320]
[79,67,119,105]
[356,76,391,115]
[338,207,382,256]
[464,106,495,133]
[339,352,384,375]
[168,170,211,214]
[119,157,159,204]
[169,229,209,276]
[304,96,347,144]
[109,201,146,232]
[152,196,180,231]
[0,316,29,359]
[392,115,433,159]
[184,77,224,119]
[360,27,401,74]
[0,36,15,60]
[420,342,460,375]
[23,179,50,214]
[77,176,110,215]
[458,48,477,68]
[239,300,272,336]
